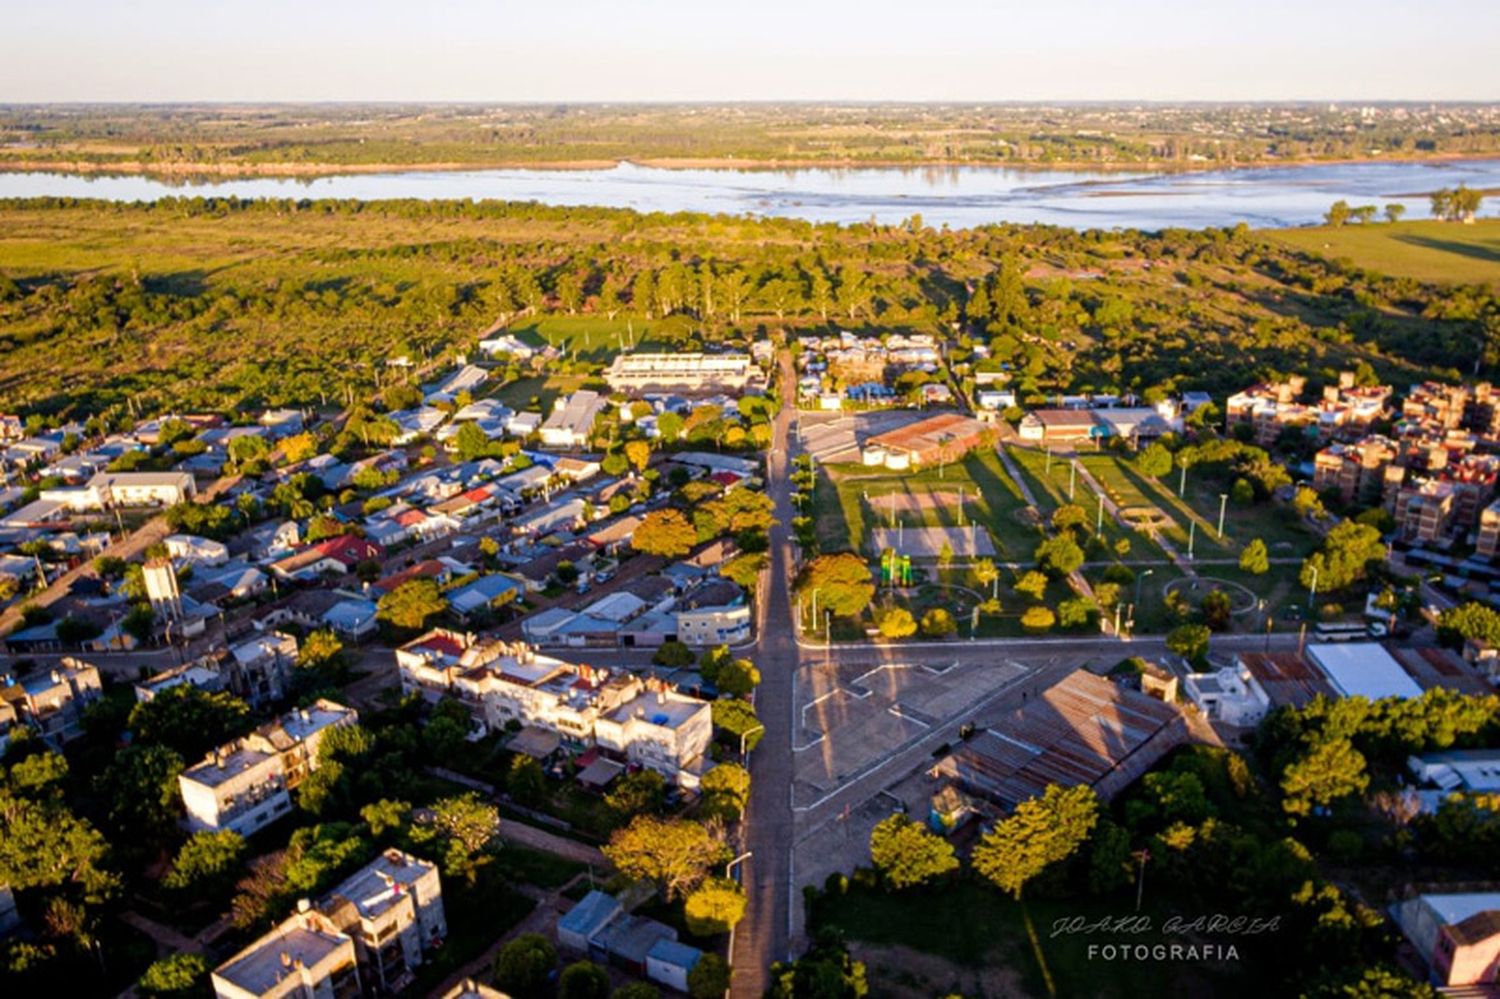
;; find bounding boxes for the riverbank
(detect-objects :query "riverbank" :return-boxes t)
[3,148,1499,181]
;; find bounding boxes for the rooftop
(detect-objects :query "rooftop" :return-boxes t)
[214,916,349,995]
[1306,642,1424,701]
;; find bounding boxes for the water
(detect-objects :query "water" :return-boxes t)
[2,158,1498,230]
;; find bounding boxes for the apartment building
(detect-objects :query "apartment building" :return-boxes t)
[604,352,756,394]
[1227,373,1390,446]
[395,631,712,785]
[319,850,447,994]
[1394,479,1460,545]
[179,699,358,836]
[1403,380,1500,439]
[85,470,197,508]
[0,659,103,746]
[1312,435,1398,505]
[228,631,299,706]
[212,906,362,999]
[1480,499,1500,560]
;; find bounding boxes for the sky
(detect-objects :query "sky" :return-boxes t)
[1,0,1497,103]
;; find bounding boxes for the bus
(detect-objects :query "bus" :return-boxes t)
[1314,622,1374,642]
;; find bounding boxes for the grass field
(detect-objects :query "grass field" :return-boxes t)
[1269,218,1500,285]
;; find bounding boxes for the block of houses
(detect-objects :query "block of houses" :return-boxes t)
[319,849,447,994]
[271,536,384,582]
[1312,436,1397,505]
[0,659,103,746]
[1016,409,1100,445]
[83,471,197,509]
[211,905,362,999]
[557,889,705,990]
[179,699,358,836]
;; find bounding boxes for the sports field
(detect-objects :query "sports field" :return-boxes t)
[1268,219,1500,285]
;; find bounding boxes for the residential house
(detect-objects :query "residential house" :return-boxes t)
[319,850,447,994]
[211,906,362,999]
[0,659,103,746]
[272,536,384,582]
[538,391,608,449]
[1392,888,1500,989]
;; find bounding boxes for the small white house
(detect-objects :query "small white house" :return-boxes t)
[1182,664,1272,727]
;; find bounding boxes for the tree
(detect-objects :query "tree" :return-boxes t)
[716,658,761,697]
[1051,503,1089,534]
[413,794,500,882]
[137,953,209,998]
[876,606,917,639]
[1384,203,1406,223]
[633,508,698,558]
[624,440,652,475]
[559,961,611,999]
[494,934,558,997]
[700,762,751,820]
[1035,535,1084,576]
[713,698,764,753]
[96,742,185,846]
[1136,443,1173,479]
[164,829,246,894]
[605,769,666,820]
[1437,601,1500,649]
[1015,570,1049,601]
[1166,623,1211,665]
[1324,200,1352,226]
[767,935,869,999]
[1200,589,1233,631]
[376,578,448,631]
[1282,739,1369,818]
[1021,606,1055,633]
[0,776,119,903]
[360,799,412,839]
[688,954,732,999]
[796,553,875,618]
[685,877,748,937]
[1239,538,1269,575]
[653,639,695,667]
[613,986,661,999]
[973,784,1099,899]
[507,755,546,806]
[920,607,956,637]
[972,557,1000,597]
[603,815,729,901]
[128,685,251,760]
[1300,521,1385,594]
[868,814,958,889]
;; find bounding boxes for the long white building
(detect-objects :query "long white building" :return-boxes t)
[604,352,756,393]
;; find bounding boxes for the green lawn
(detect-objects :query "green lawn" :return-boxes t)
[1268,218,1500,286]
[1007,446,1166,561]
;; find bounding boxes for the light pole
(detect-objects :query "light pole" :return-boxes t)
[1068,461,1077,501]
[724,850,754,999]
[1178,463,1186,498]
[1096,493,1104,534]
[725,851,753,881]
[1187,520,1196,560]
[1133,568,1155,634]
[1309,565,1319,609]
[1217,493,1228,539]
[738,726,764,758]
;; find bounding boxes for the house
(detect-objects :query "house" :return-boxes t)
[135,661,227,703]
[257,409,306,438]
[86,470,196,508]
[323,598,380,639]
[179,700,358,836]
[1017,409,1100,445]
[319,850,447,994]
[211,906,362,999]
[423,364,488,404]
[558,890,622,955]
[538,391,608,449]
[593,680,715,788]
[1182,663,1272,727]
[165,534,230,567]
[477,334,537,360]
[646,937,704,993]
[447,574,523,620]
[389,408,449,445]
[272,536,384,582]
[863,413,989,469]
[1391,888,1500,989]
[0,659,103,746]
[676,603,751,647]
[1235,651,1335,709]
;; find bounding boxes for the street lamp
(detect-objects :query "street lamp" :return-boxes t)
[739,724,765,758]
[1132,569,1155,634]
[1217,494,1228,539]
[725,851,753,880]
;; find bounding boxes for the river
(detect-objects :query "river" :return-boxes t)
[1,158,1498,230]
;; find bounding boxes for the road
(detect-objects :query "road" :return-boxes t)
[731,348,799,996]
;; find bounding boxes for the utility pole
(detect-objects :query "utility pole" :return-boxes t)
[1178,463,1187,498]
[1096,493,1104,534]
[1068,461,1076,501]
[1187,520,1196,560]
[1217,493,1228,539]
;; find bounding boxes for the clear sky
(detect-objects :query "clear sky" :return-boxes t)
[2,0,1497,103]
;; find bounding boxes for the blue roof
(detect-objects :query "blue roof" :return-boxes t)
[646,937,703,970]
[559,890,621,939]
[323,598,377,627]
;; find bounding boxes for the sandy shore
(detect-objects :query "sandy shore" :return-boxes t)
[0,150,1497,181]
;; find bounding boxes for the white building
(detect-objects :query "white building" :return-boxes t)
[675,604,751,647]
[1306,642,1425,701]
[538,391,608,449]
[86,471,197,508]
[593,683,714,788]
[1182,663,1272,727]
[228,631,299,705]
[320,850,447,994]
[165,534,230,567]
[212,906,362,999]
[604,352,756,394]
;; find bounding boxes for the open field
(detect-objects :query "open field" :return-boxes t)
[1269,219,1500,285]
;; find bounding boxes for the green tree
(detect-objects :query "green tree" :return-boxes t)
[1015,570,1049,601]
[876,606,917,639]
[164,829,246,895]
[653,639,695,667]
[602,815,729,901]
[1136,443,1173,479]
[1051,503,1089,534]
[700,762,751,820]
[96,743,185,846]
[1325,200,1352,226]
[1239,538,1269,575]
[493,933,558,997]
[559,961,611,999]
[920,607,957,637]
[1166,623,1211,665]
[605,770,667,820]
[688,954,732,999]
[797,552,876,618]
[685,876,748,935]
[1021,605,1056,633]
[1035,534,1084,576]
[411,793,500,882]
[868,814,958,889]
[128,685,251,760]
[1200,589,1233,631]
[1282,739,1369,818]
[1437,601,1500,649]
[633,508,698,557]
[712,698,764,752]
[1384,204,1406,224]
[972,784,1099,899]
[360,799,412,839]
[1300,521,1385,594]
[137,952,210,998]
[715,658,761,697]
[507,755,547,807]
[613,986,661,999]
[376,578,448,631]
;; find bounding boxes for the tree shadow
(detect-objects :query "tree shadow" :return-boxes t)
[1391,232,1500,267]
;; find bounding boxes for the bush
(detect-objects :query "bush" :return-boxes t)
[876,606,917,639]
[494,934,558,997]
[1021,606,1055,633]
[920,607,957,637]
[653,640,695,667]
